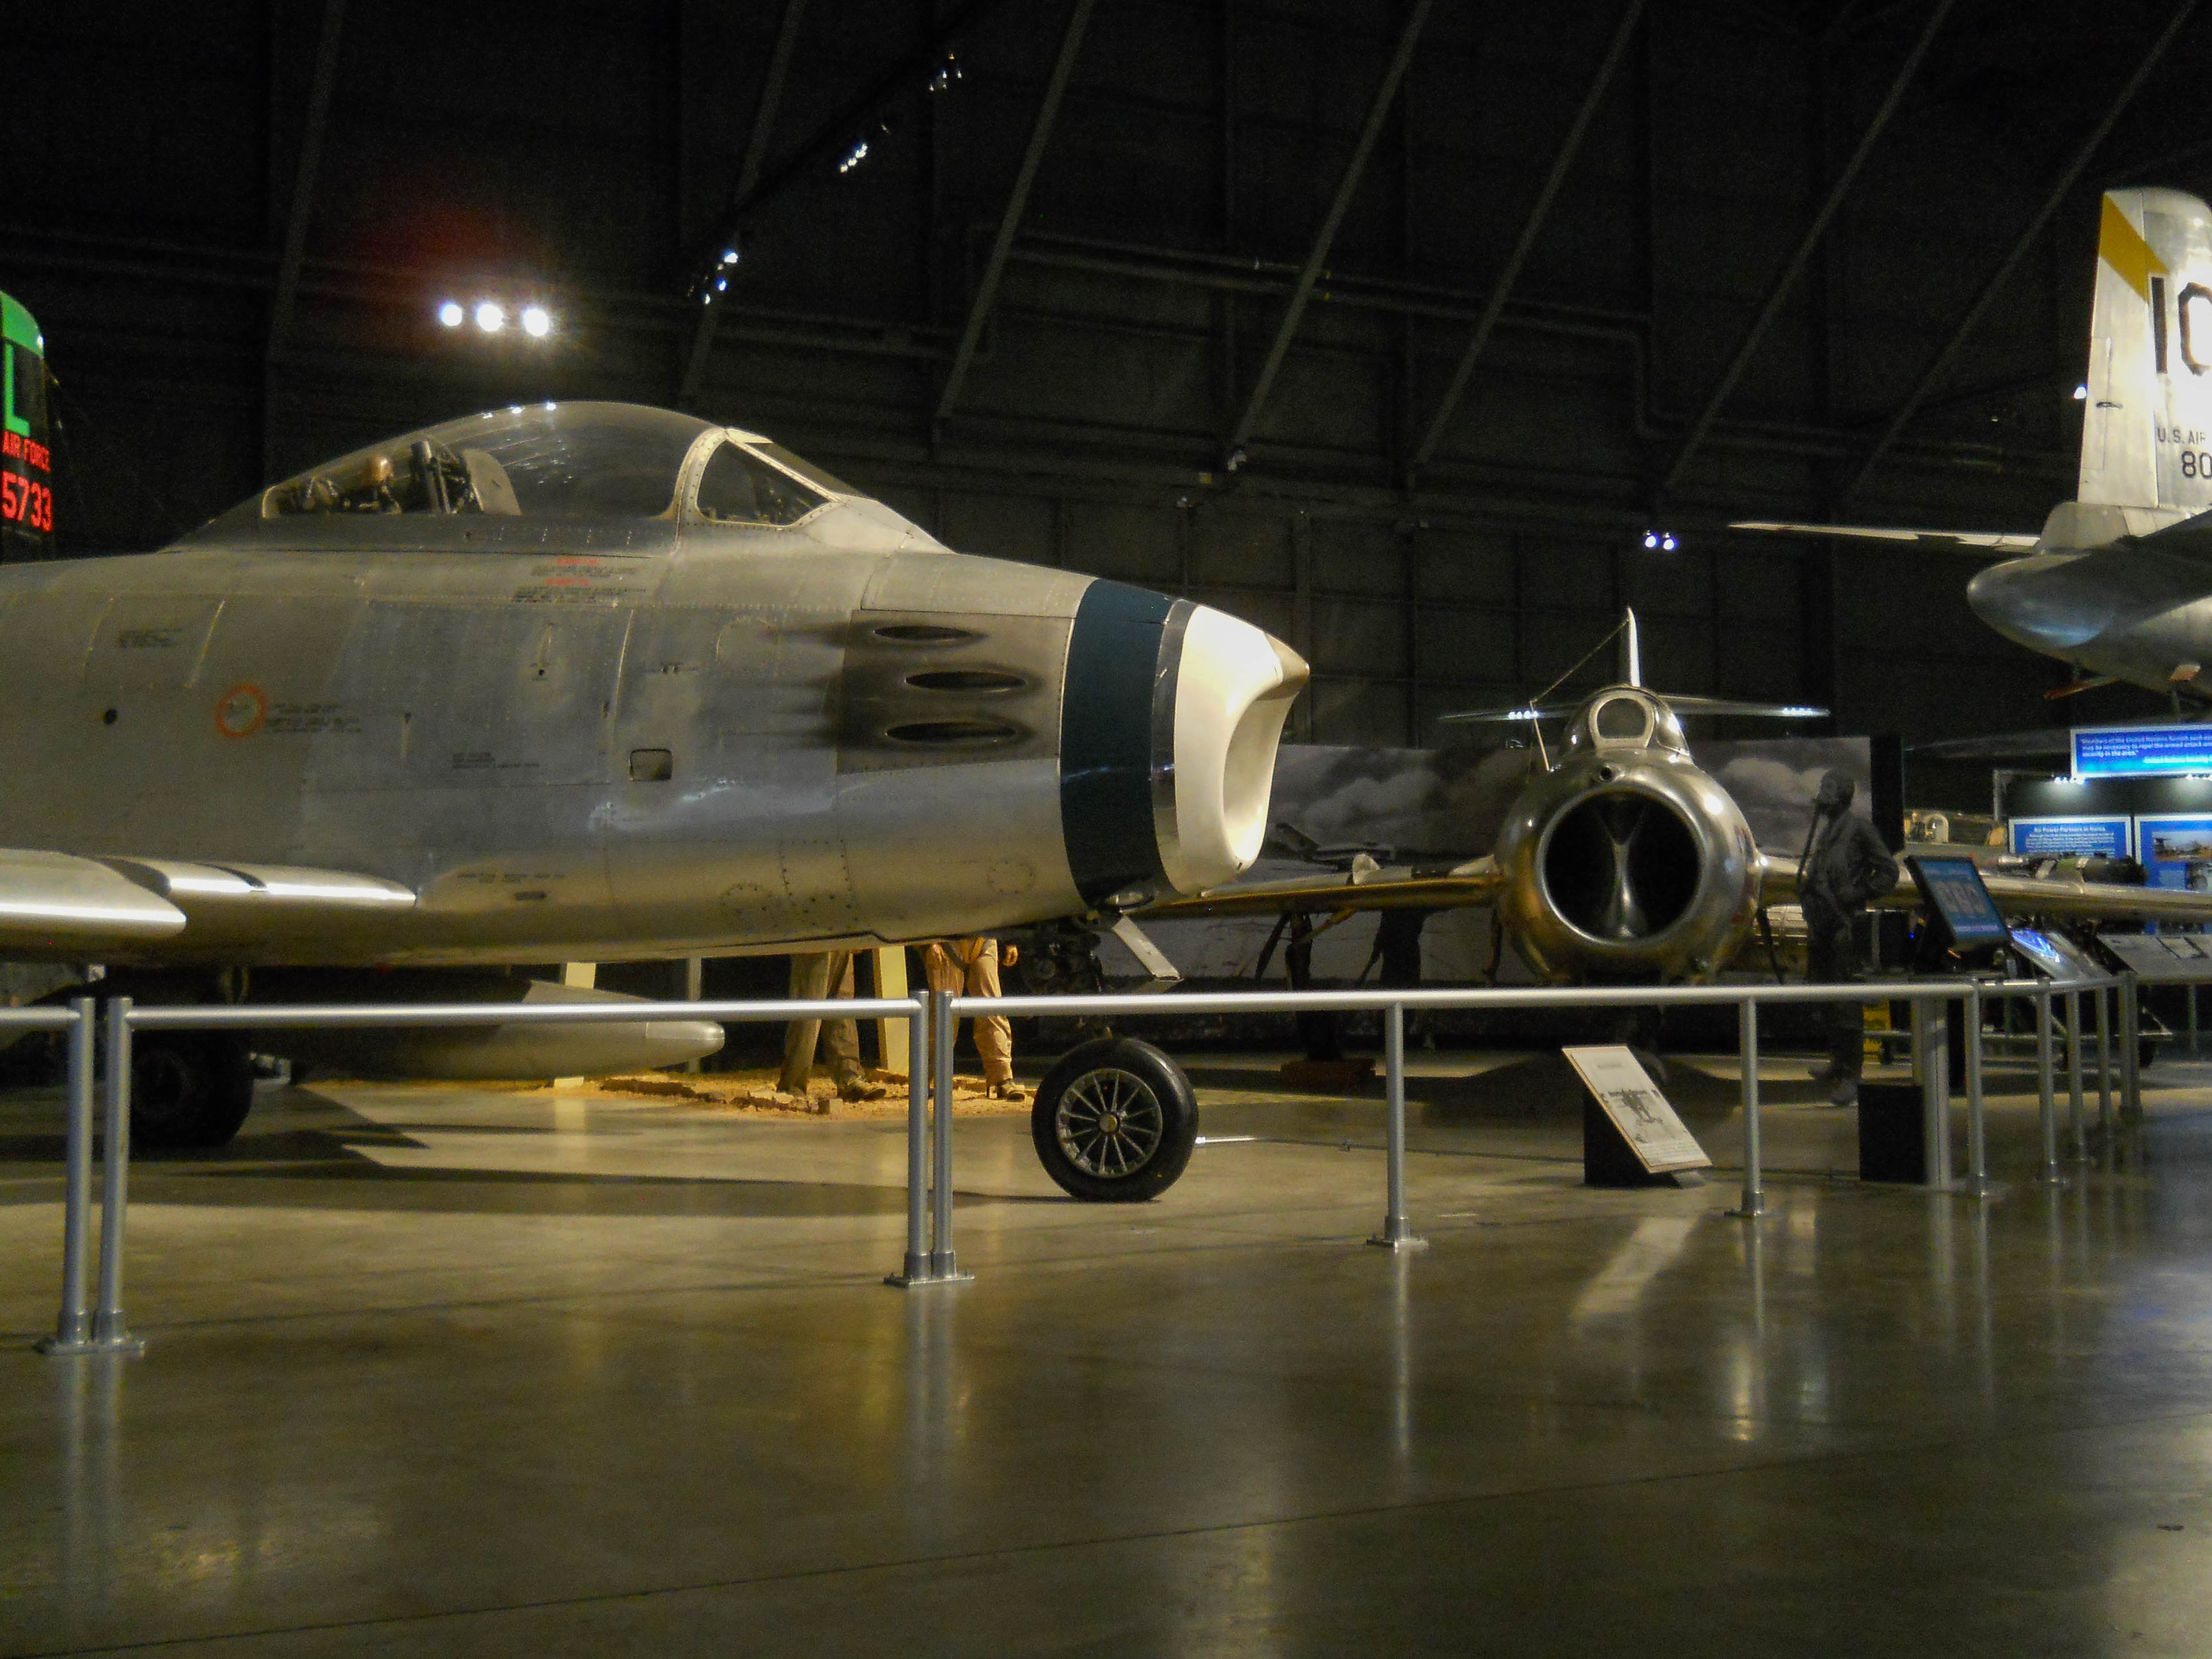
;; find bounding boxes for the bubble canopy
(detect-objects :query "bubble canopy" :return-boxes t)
[199,403,856,536]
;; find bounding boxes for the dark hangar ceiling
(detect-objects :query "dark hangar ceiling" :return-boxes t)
[4,0,2209,779]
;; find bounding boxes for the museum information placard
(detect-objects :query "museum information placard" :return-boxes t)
[1562,1046,1711,1173]
[2073,726,2212,778]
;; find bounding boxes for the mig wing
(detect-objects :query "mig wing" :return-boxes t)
[0,849,414,961]
[1138,857,1507,923]
[1757,852,2212,929]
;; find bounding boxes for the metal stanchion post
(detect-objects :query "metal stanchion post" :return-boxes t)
[1964,983,1990,1195]
[1910,996,1927,1087]
[2120,970,2142,1123]
[1368,1003,1426,1251]
[2095,984,2113,1139]
[90,998,144,1355]
[38,1000,98,1356]
[928,990,969,1283]
[2064,990,2086,1163]
[2034,989,2059,1186]
[682,956,704,1073]
[885,990,934,1287]
[1923,994,1952,1190]
[1730,998,1766,1219]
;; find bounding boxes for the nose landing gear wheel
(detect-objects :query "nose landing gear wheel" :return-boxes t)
[1032,1037,1198,1202]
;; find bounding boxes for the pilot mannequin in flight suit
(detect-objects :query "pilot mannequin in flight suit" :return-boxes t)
[1800,769,1900,1107]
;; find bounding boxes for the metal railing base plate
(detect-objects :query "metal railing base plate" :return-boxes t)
[37,1334,144,1357]
[1366,1233,1428,1251]
[884,1270,975,1288]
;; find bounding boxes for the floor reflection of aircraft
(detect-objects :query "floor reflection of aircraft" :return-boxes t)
[1737,190,2212,711]
[1139,613,2212,997]
[0,402,1306,1185]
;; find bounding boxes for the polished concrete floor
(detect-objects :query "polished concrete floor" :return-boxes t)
[1,1049,2209,1655]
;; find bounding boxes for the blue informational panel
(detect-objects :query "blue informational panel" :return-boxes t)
[2073,725,2212,777]
[2136,813,2212,891]
[2009,815,2132,858]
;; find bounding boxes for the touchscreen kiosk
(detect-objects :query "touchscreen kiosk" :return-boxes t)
[1904,854,2010,968]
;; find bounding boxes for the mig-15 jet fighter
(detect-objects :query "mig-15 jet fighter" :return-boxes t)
[1140,615,2212,995]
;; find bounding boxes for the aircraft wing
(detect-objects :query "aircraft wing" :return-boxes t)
[1758,853,2212,927]
[0,850,414,959]
[1138,858,1507,922]
[1730,521,2040,556]
[0,851,188,953]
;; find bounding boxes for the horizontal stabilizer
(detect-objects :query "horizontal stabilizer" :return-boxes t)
[1438,703,1576,725]
[1658,695,1828,720]
[1731,520,2038,555]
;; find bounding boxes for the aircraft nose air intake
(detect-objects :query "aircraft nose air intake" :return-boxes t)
[1967,555,2114,652]
[1058,581,1306,905]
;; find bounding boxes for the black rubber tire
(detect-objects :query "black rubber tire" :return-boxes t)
[130,1031,256,1149]
[1031,1037,1197,1202]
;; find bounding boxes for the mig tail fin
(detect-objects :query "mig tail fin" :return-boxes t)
[2081,188,2212,515]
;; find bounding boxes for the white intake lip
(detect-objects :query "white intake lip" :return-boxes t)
[1156,605,1307,893]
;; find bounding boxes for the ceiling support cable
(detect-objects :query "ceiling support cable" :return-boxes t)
[1222,0,1435,469]
[683,0,1015,294]
[1408,0,1643,481]
[1841,0,2201,504]
[262,0,348,478]
[934,0,1099,432]
[1658,0,1955,497]
[679,0,811,408]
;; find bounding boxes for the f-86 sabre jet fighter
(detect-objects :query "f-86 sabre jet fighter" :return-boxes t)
[1740,189,2212,708]
[0,401,1305,1161]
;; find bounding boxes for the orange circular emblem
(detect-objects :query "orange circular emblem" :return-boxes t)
[214,683,267,740]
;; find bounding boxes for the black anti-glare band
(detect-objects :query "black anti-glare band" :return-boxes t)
[1059,579,1179,906]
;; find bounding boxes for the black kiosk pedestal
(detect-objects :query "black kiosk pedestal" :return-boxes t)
[1854,854,2016,1184]
[1857,1081,1926,1182]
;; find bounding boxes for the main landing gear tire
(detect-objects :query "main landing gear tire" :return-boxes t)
[1031,1037,1197,1203]
[129,1031,256,1150]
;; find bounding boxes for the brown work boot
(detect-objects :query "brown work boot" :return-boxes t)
[987,1079,1028,1103]
[838,1074,889,1102]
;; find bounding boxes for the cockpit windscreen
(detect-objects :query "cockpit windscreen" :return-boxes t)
[241,403,721,524]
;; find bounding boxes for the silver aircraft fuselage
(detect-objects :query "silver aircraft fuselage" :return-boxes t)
[0,404,1305,966]
[1967,518,2212,693]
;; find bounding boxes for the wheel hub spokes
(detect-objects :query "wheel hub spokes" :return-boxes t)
[1056,1068,1164,1177]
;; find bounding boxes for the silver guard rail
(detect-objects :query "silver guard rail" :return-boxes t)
[26,970,2138,1351]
